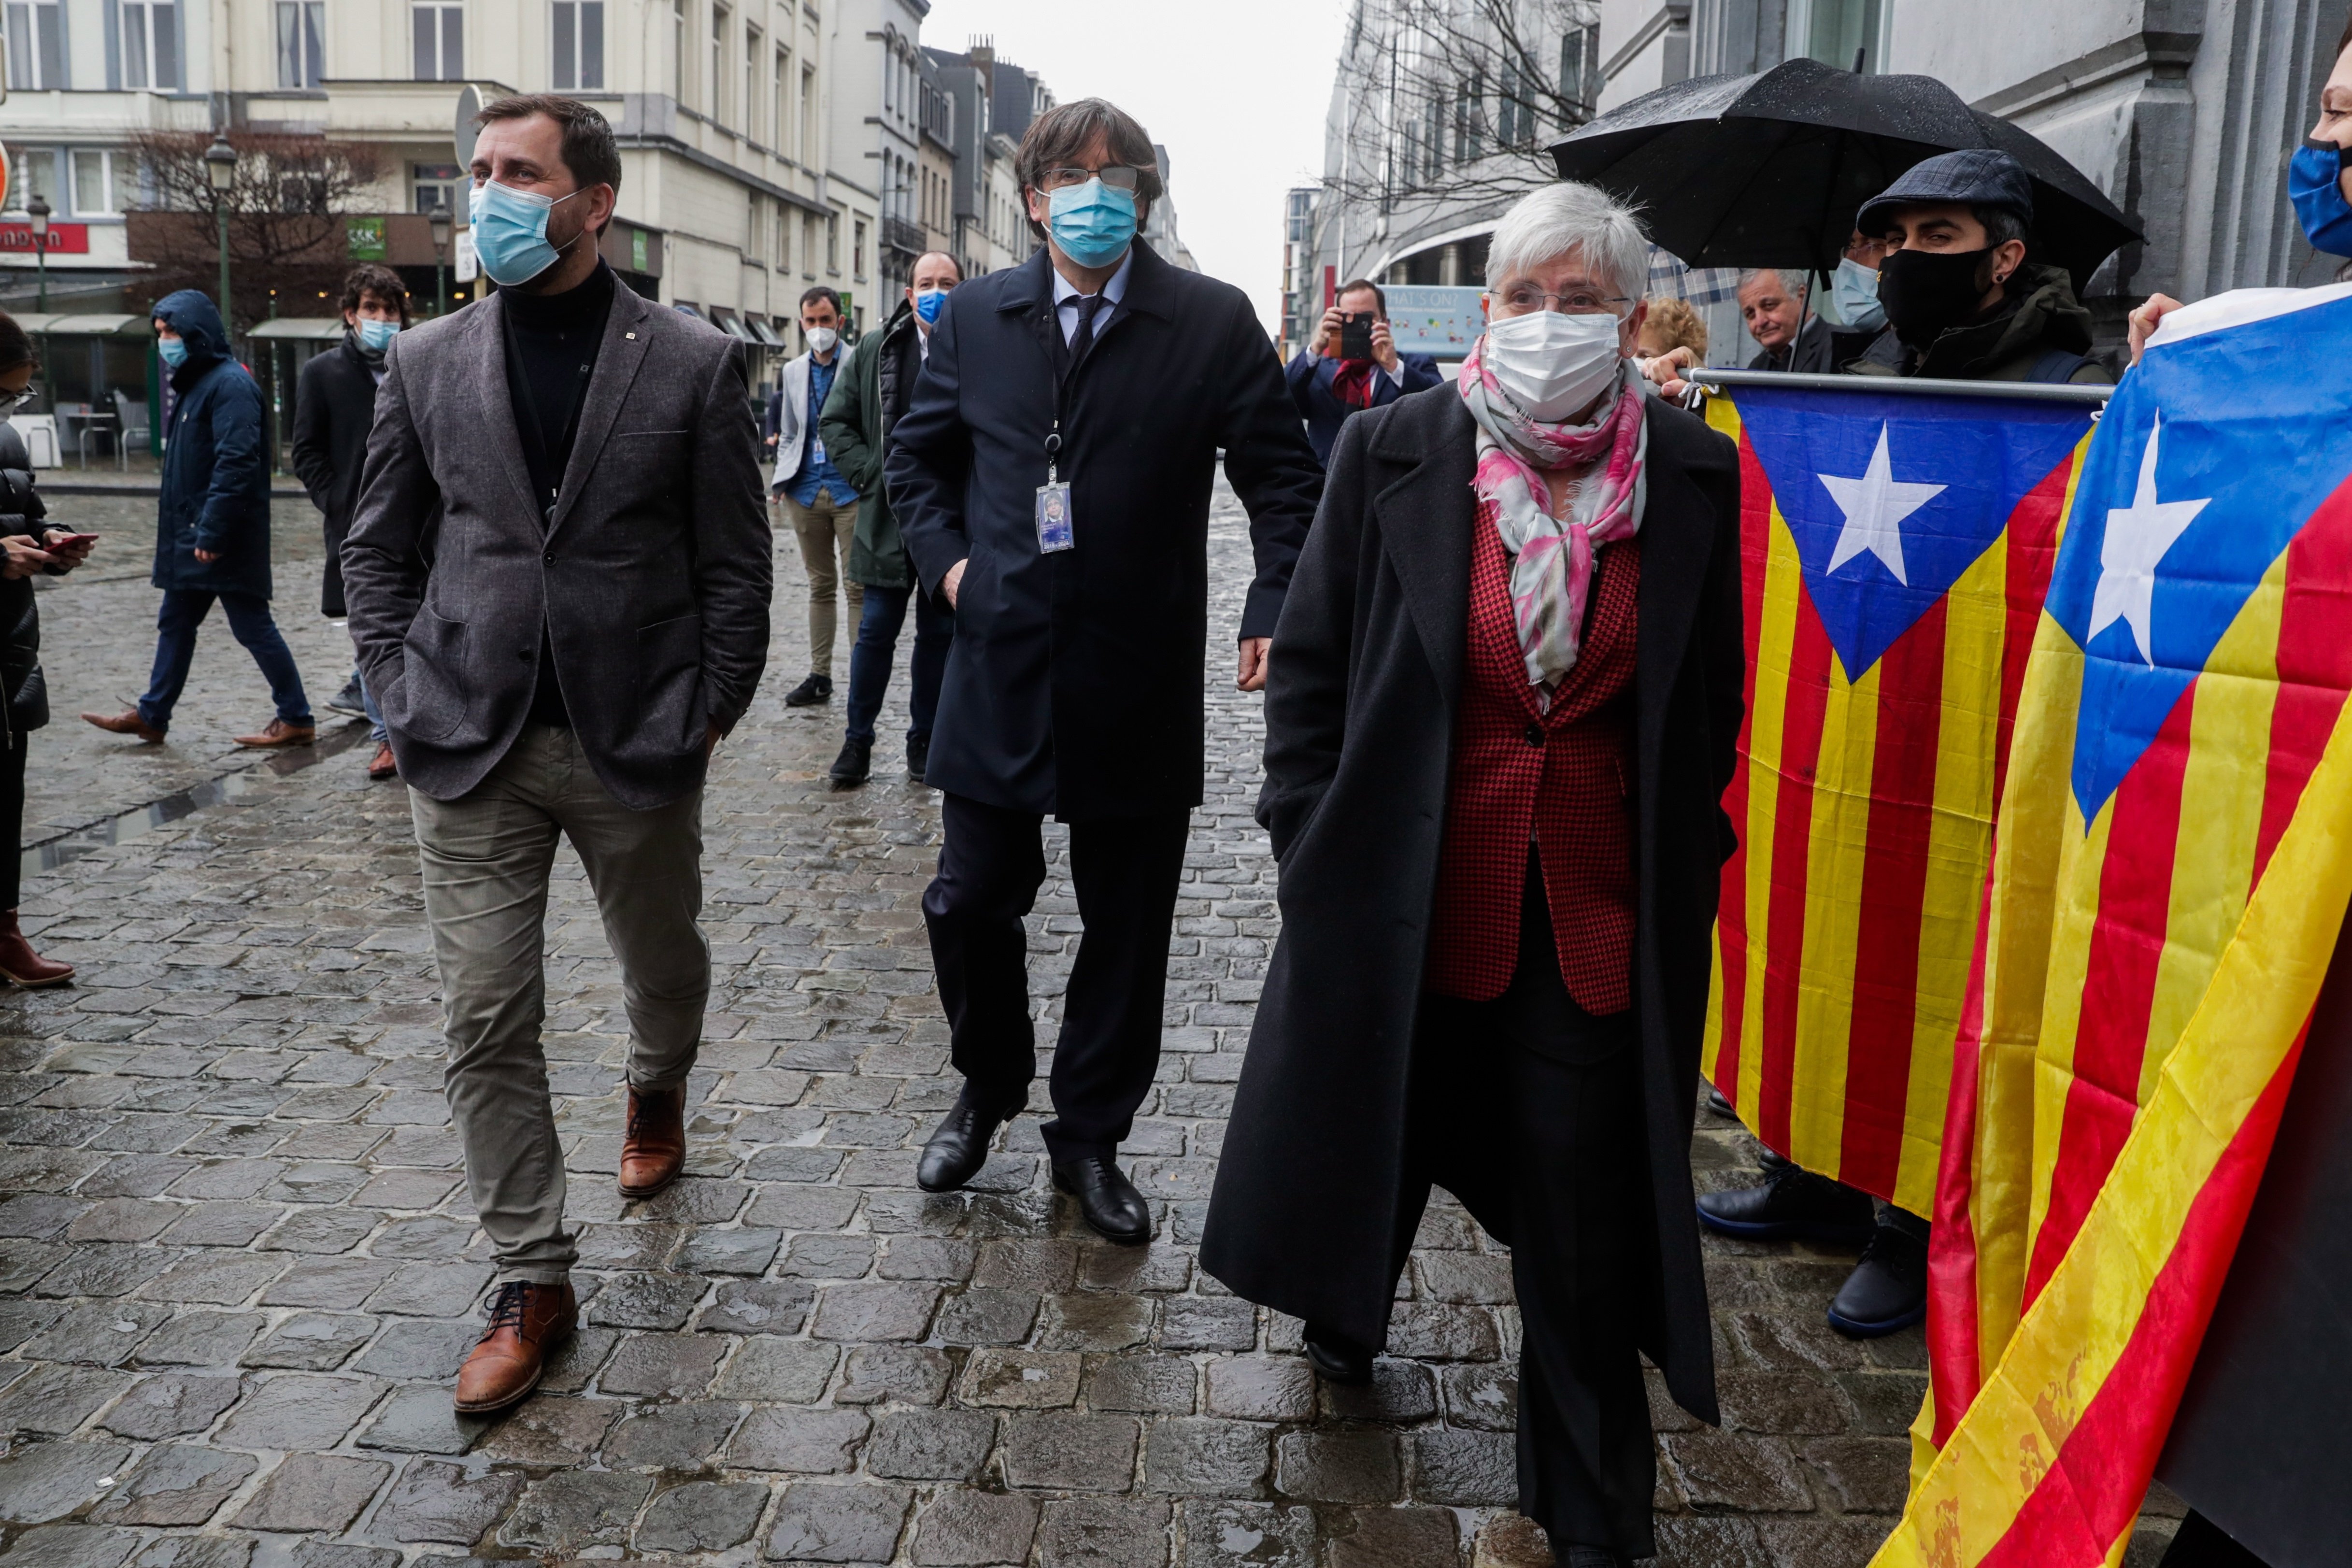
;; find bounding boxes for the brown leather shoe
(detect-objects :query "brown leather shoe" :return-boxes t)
[0,911,72,988]
[619,1084,688,1198]
[233,718,315,748]
[454,1280,576,1413]
[81,709,164,743]
[366,741,399,781]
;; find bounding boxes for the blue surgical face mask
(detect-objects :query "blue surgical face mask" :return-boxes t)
[157,336,188,370]
[356,318,400,354]
[2291,143,2352,257]
[469,178,580,287]
[1046,179,1138,270]
[912,287,948,326]
[1832,256,1888,333]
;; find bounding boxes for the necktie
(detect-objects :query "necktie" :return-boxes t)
[1067,292,1102,372]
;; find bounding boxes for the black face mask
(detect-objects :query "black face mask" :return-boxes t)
[1877,246,1998,347]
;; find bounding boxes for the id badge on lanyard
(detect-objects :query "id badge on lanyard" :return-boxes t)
[1037,420,1074,553]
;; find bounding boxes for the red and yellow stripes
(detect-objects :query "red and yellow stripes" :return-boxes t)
[1885,483,2352,1567]
[1703,399,2088,1212]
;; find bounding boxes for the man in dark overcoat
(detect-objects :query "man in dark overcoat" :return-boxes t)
[884,97,1322,1244]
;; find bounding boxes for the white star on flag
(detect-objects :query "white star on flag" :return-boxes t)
[1820,425,1946,586]
[2089,413,2209,665]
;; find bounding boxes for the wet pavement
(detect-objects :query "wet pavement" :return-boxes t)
[0,482,2183,1567]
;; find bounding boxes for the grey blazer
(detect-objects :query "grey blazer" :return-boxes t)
[342,281,773,810]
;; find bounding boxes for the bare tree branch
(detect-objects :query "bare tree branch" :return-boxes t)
[1327,0,1603,214]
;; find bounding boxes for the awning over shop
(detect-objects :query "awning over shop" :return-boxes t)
[246,318,346,342]
[749,317,785,347]
[713,311,759,344]
[13,313,145,336]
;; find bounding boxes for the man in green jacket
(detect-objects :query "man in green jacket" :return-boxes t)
[820,250,962,786]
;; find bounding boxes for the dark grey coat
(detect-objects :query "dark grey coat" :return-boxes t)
[1198,386,1743,1426]
[342,284,773,810]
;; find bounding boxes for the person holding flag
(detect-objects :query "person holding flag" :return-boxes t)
[1696,148,2111,1342]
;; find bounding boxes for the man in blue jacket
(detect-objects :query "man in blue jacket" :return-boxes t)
[1283,278,1442,467]
[84,290,313,747]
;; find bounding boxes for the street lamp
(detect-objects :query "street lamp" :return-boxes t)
[428,199,452,318]
[203,134,236,322]
[24,194,48,312]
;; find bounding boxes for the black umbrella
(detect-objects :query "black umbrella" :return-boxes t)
[1548,56,2139,290]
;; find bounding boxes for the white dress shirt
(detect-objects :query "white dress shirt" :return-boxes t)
[1051,249,1134,346]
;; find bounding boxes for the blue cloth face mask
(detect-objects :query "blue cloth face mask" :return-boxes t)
[2291,143,2352,257]
[470,178,580,286]
[157,336,188,370]
[1832,256,1888,333]
[1046,179,1137,269]
[356,318,400,354]
[912,287,948,326]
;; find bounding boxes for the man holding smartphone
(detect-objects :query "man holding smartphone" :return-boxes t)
[1283,278,1443,467]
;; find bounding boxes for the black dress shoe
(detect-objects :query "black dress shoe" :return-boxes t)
[916,1088,1021,1193]
[1705,1085,1739,1119]
[784,672,832,708]
[1302,1323,1373,1384]
[1696,1163,1877,1246]
[907,734,929,783]
[1826,1221,1928,1338]
[830,739,871,787]
[1052,1154,1151,1245]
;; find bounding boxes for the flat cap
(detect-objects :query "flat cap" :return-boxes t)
[1856,148,2035,237]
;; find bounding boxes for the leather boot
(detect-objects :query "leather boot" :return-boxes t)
[619,1083,688,1198]
[454,1279,576,1413]
[0,912,72,988]
[1302,1323,1374,1385]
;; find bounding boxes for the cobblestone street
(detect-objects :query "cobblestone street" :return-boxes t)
[0,479,2141,1568]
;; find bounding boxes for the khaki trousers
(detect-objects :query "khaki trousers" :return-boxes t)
[781,489,863,676]
[410,724,709,1284]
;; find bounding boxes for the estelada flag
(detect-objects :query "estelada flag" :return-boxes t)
[1875,285,2352,1566]
[1702,382,2095,1213]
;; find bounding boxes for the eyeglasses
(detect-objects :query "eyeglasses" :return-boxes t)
[1496,285,1636,319]
[1038,165,1144,193]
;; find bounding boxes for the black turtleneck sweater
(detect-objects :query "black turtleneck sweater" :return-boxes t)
[499,259,615,729]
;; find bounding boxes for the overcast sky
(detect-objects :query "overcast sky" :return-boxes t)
[919,0,1350,334]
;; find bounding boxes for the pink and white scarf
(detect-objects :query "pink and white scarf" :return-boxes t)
[1456,339,1649,694]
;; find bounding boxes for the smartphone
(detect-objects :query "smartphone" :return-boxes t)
[1338,311,1374,360]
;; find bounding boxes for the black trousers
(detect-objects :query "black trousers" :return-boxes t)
[0,726,29,911]
[1397,860,1656,1562]
[923,791,1190,1160]
[2158,1513,2269,1567]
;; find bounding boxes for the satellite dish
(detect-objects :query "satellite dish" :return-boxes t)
[454,84,488,171]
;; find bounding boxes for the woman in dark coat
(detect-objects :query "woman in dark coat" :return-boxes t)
[0,311,94,985]
[1199,183,1744,1567]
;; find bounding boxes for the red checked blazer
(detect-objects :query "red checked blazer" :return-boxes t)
[1424,507,1640,1012]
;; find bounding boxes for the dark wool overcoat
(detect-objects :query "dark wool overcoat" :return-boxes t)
[883,241,1323,818]
[1198,385,1743,1425]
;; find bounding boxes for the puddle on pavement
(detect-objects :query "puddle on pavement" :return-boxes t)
[24,718,371,880]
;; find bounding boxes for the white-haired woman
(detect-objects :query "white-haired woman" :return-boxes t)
[1200,182,1743,1566]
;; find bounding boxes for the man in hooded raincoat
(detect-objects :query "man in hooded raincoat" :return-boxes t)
[82,289,314,747]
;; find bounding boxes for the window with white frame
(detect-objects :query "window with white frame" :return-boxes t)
[853,218,867,282]
[2,148,53,214]
[120,1,179,91]
[553,0,604,90]
[745,26,762,140]
[746,193,762,263]
[670,0,684,100]
[413,1,463,82]
[774,201,790,272]
[4,1,61,91]
[71,149,120,215]
[710,5,729,125]
[826,212,839,275]
[801,64,817,162]
[276,1,324,90]
[413,161,462,215]
[774,46,790,158]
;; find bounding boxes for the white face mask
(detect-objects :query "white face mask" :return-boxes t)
[1481,308,1624,422]
[806,326,838,355]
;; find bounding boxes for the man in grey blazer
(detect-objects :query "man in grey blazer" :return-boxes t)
[343,94,771,1413]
